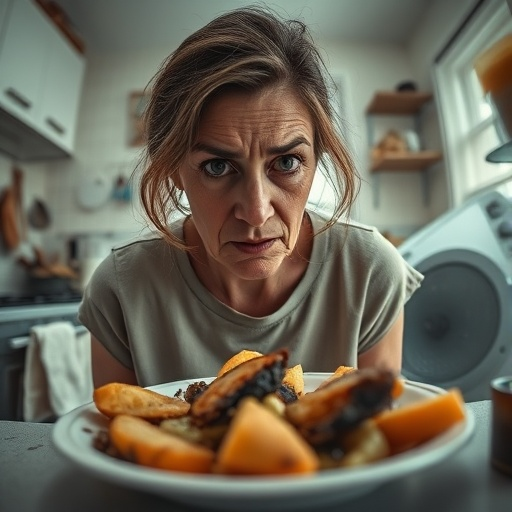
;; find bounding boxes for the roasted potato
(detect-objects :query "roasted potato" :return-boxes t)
[93,382,190,421]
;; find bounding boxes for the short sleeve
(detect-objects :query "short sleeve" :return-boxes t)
[78,253,134,369]
[357,229,423,353]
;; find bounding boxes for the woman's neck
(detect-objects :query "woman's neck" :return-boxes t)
[185,214,313,317]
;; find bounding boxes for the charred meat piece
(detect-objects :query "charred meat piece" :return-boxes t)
[184,381,209,403]
[285,368,396,445]
[276,383,299,404]
[190,349,288,427]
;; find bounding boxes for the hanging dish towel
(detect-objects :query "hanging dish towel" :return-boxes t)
[23,321,93,422]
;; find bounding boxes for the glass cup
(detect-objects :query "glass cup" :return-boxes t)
[474,34,512,143]
[490,376,512,476]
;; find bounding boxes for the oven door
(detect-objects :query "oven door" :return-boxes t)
[0,320,30,420]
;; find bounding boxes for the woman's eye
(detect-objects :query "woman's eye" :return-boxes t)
[203,159,233,177]
[273,155,301,173]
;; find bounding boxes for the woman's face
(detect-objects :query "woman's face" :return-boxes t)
[178,85,317,282]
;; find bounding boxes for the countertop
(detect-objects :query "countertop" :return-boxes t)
[0,401,511,512]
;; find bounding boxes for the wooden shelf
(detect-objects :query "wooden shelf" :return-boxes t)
[371,151,443,173]
[365,90,442,207]
[366,91,433,115]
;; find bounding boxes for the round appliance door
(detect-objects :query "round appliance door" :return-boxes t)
[402,249,512,401]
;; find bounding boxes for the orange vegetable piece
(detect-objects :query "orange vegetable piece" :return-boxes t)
[216,397,319,475]
[374,388,466,454]
[391,378,405,399]
[109,414,214,473]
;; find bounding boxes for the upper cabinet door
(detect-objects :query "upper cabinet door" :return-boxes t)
[39,20,86,151]
[0,0,48,129]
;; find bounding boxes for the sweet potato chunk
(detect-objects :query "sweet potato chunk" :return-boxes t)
[109,414,214,473]
[374,388,466,453]
[216,397,319,475]
[94,382,190,420]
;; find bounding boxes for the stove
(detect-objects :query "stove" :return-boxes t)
[0,292,85,420]
[0,291,83,307]
[0,292,82,320]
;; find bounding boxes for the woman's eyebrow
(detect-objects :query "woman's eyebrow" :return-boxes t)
[191,136,311,158]
[191,143,239,159]
[268,136,311,155]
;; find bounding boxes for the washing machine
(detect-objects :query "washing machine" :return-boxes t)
[399,189,512,402]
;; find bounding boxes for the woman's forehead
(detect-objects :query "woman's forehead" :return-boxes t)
[195,86,314,146]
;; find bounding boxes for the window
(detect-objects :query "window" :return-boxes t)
[307,75,353,217]
[434,0,512,207]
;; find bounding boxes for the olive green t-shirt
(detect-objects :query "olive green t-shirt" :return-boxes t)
[78,211,423,386]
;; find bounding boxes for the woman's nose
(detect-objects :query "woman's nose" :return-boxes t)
[233,175,275,227]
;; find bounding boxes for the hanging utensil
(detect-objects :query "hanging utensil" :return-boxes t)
[28,198,51,229]
[0,168,21,250]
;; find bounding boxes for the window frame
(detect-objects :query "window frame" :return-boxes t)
[434,0,512,207]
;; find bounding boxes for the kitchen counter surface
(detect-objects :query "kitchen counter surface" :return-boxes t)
[0,401,511,512]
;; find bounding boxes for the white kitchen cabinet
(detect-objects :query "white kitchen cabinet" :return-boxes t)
[38,19,85,151]
[0,0,85,159]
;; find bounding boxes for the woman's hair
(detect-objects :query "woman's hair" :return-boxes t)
[139,5,360,249]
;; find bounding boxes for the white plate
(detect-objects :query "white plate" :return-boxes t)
[52,375,475,511]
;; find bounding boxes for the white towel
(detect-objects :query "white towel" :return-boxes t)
[23,321,94,422]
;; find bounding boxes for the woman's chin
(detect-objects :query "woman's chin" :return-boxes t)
[228,255,286,281]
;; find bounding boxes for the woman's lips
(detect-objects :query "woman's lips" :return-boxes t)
[231,238,277,254]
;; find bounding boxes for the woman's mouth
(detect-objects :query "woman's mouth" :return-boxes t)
[231,238,277,254]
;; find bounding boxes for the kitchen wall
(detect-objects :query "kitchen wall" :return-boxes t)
[0,153,47,293]
[0,0,477,290]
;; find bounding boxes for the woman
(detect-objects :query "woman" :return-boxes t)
[79,7,423,388]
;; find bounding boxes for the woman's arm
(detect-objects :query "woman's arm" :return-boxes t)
[90,335,138,388]
[357,310,404,374]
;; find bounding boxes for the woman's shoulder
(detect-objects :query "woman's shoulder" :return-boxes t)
[90,218,185,281]
[308,210,386,251]
[111,217,185,257]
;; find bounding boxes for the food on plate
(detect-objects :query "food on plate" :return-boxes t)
[374,388,466,454]
[320,419,390,468]
[286,368,395,445]
[109,414,214,473]
[315,365,357,390]
[190,349,288,427]
[282,364,305,397]
[215,397,319,475]
[93,382,190,420]
[91,349,467,476]
[217,349,263,377]
[215,348,304,404]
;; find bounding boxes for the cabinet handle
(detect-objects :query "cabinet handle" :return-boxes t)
[46,117,65,135]
[5,87,31,109]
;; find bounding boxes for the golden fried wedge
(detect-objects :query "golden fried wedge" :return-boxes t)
[283,364,304,396]
[109,414,214,473]
[316,365,357,390]
[93,382,190,420]
[217,349,263,377]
